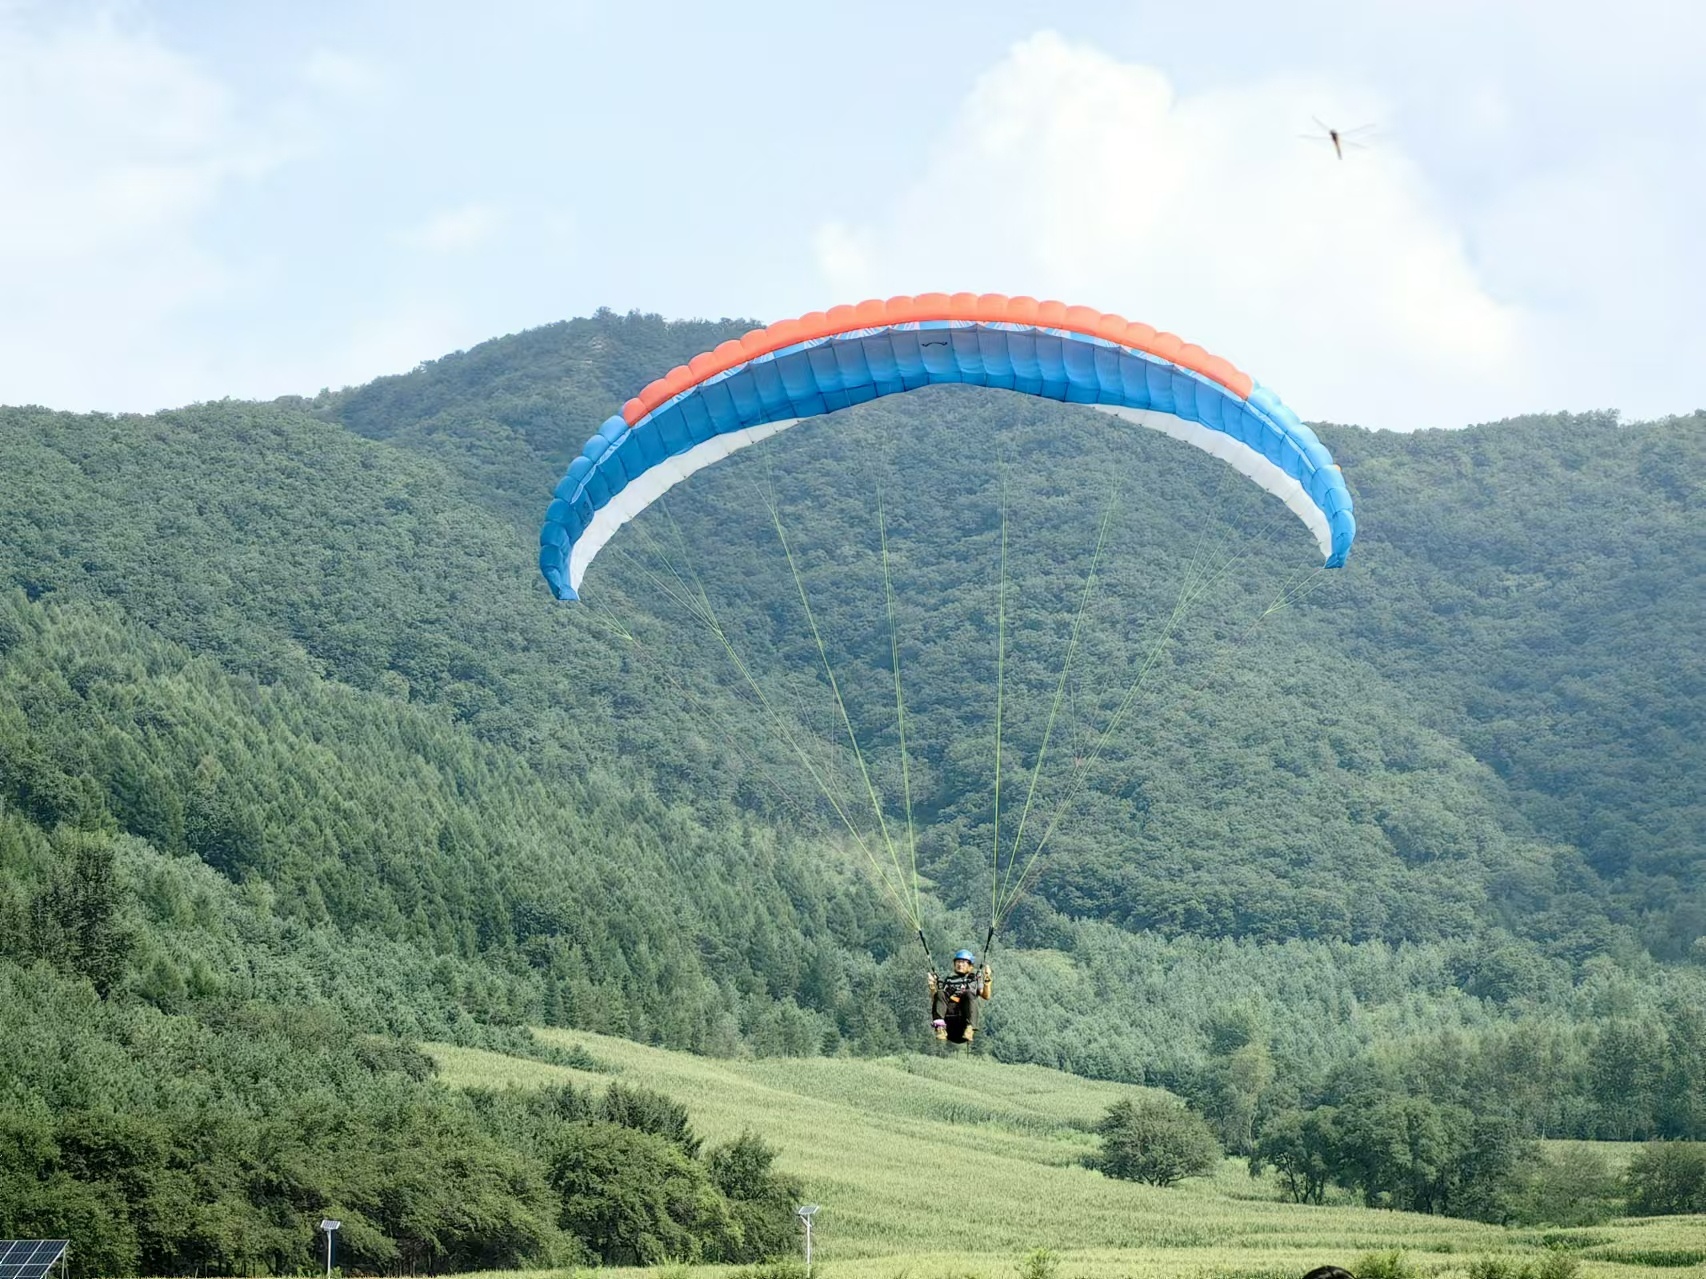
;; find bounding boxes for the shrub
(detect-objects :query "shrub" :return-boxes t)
[1535,1251,1582,1279]
[1020,1247,1060,1279]
[1468,1252,1579,1279]
[1354,1250,1416,1279]
[728,1262,810,1279]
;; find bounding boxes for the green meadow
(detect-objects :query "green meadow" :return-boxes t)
[428,1030,1706,1279]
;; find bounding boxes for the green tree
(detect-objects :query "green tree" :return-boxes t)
[1623,1141,1706,1215]
[1092,1097,1221,1187]
[548,1122,733,1264]
[28,831,130,995]
[1252,1106,1339,1205]
[1202,1039,1275,1155]
[707,1130,805,1262]
[599,1081,703,1157]
[1510,1143,1622,1226]
[1329,1093,1532,1221]
[182,757,267,881]
[0,1110,140,1279]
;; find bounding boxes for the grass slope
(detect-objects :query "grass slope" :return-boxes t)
[427,1032,1704,1279]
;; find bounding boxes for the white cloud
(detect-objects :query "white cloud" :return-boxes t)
[398,203,504,253]
[0,9,295,410]
[3,7,1696,424]
[812,32,1537,431]
[0,14,242,258]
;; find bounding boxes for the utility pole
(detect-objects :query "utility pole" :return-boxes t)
[319,1218,341,1278]
[795,1204,820,1275]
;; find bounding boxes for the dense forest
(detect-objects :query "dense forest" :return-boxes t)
[2,310,1703,1270]
[328,311,1705,955]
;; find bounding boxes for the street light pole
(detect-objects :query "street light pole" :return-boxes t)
[319,1218,342,1278]
[795,1204,820,1275]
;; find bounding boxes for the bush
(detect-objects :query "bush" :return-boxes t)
[1019,1247,1060,1279]
[1468,1252,1579,1279]
[1535,1252,1583,1279]
[1355,1250,1416,1279]
[728,1263,810,1279]
[1093,1097,1221,1187]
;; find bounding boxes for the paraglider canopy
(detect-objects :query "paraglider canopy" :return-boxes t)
[539,293,1355,601]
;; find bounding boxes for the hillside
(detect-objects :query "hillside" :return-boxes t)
[4,312,1706,1273]
[329,313,1706,958]
[430,1029,1706,1277]
[1314,418,1706,958]
[3,316,1704,1058]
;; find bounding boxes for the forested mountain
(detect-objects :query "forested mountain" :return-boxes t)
[3,311,1704,1270]
[1320,419,1706,956]
[329,309,1706,957]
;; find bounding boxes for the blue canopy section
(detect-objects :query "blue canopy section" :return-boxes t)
[540,321,1355,600]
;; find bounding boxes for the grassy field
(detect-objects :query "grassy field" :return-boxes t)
[428,1031,1706,1279]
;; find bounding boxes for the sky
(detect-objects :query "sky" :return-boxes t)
[1,0,1702,430]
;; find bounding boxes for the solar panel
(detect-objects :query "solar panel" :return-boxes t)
[0,1241,68,1279]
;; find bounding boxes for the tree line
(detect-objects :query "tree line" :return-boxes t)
[1094,1087,1706,1226]
[2,933,799,1279]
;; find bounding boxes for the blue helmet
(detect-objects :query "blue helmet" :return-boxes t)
[953,949,976,963]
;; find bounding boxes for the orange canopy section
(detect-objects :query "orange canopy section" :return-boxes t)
[622,292,1255,426]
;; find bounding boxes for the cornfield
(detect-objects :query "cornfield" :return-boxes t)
[428,1032,1705,1279]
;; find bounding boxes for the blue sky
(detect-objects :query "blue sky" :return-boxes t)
[2,0,1702,429]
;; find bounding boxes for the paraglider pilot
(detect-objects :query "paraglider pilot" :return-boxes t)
[929,949,992,1043]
